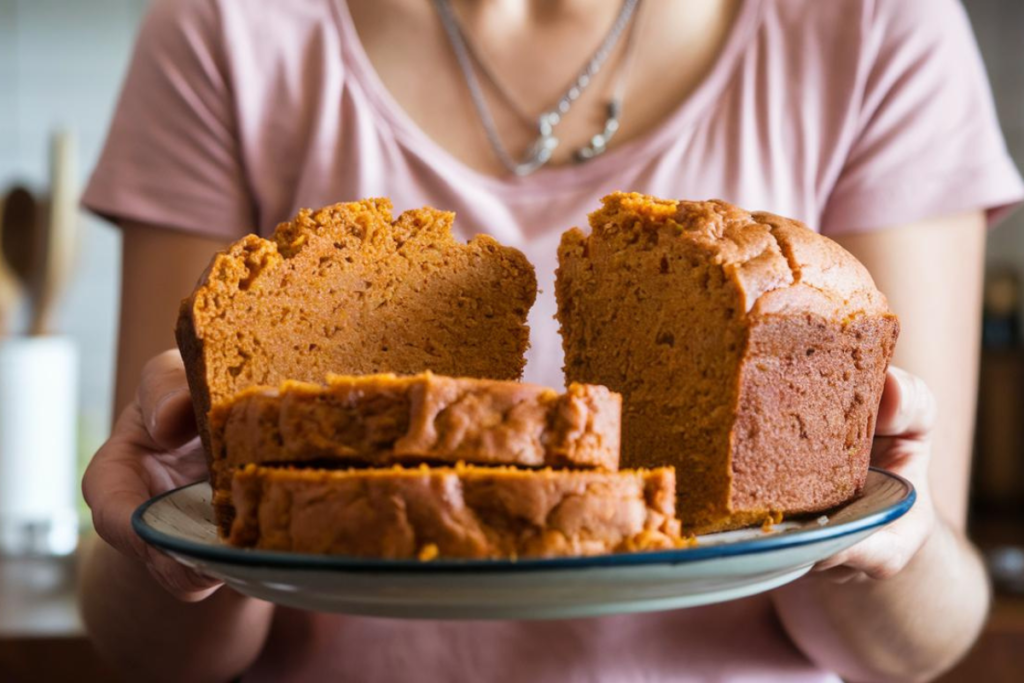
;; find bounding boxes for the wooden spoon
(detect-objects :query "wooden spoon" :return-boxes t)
[30,130,81,336]
[0,187,38,336]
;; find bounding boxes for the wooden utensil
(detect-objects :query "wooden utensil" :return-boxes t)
[0,194,21,337]
[29,130,80,336]
[0,187,39,336]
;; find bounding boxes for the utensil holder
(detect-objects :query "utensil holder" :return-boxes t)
[0,336,79,556]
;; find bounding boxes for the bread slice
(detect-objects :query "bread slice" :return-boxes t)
[177,199,537,529]
[208,372,621,526]
[229,463,681,559]
[557,192,899,533]
[212,371,621,477]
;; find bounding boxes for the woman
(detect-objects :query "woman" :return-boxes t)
[80,0,1023,681]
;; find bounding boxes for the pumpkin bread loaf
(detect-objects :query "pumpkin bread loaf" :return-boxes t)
[556,192,899,533]
[229,463,681,559]
[178,199,536,531]
[209,372,621,501]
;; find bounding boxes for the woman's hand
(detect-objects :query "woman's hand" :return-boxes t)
[82,349,221,601]
[773,365,987,682]
[812,366,939,583]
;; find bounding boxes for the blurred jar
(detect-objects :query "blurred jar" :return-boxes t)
[0,336,79,556]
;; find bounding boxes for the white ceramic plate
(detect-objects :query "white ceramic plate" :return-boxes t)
[133,468,913,620]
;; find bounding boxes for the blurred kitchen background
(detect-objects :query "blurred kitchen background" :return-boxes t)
[0,0,1022,681]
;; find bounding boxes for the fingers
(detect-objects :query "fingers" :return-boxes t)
[82,349,219,602]
[805,367,938,585]
[870,434,932,475]
[145,550,223,602]
[83,451,154,563]
[874,367,936,440]
[812,528,910,581]
[811,494,937,583]
[83,442,222,601]
[137,349,198,450]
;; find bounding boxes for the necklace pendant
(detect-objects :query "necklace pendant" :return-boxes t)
[513,131,559,177]
[574,135,607,162]
[434,0,641,178]
[574,99,622,163]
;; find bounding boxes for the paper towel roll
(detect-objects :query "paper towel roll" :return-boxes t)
[0,337,79,555]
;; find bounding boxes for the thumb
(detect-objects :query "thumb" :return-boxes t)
[137,349,198,450]
[874,367,936,440]
[150,389,198,451]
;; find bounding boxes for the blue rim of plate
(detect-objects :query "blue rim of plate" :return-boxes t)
[132,467,914,573]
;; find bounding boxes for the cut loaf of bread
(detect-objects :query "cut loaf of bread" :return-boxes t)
[229,463,681,559]
[557,193,899,533]
[177,199,537,531]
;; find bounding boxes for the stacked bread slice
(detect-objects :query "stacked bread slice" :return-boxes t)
[177,199,682,559]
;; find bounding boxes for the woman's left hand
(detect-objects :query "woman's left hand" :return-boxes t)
[812,366,938,583]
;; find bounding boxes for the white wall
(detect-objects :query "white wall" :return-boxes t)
[0,0,1021,467]
[0,0,150,462]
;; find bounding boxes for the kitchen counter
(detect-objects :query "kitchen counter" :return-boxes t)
[0,551,116,682]
[0,555,82,637]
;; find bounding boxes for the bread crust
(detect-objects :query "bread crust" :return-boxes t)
[229,463,682,559]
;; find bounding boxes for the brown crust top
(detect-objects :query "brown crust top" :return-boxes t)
[228,463,683,559]
[577,192,895,321]
[209,371,621,472]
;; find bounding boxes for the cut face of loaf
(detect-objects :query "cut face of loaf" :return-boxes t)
[556,193,899,533]
[177,199,537,530]
[207,372,622,516]
[229,464,682,559]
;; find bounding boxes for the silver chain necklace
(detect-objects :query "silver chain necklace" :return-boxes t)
[433,0,642,176]
[449,5,642,162]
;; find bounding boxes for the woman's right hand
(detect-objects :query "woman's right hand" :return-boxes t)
[82,349,222,601]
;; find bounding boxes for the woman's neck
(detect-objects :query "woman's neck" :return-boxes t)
[346,0,743,175]
[451,0,625,27]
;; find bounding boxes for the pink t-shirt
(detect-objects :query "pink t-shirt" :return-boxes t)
[85,0,1023,681]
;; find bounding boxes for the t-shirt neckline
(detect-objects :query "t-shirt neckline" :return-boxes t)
[330,0,764,198]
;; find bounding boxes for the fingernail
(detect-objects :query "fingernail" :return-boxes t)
[888,367,914,426]
[889,366,911,394]
[150,388,190,436]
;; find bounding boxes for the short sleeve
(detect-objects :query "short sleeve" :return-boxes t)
[821,0,1024,235]
[82,0,254,238]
